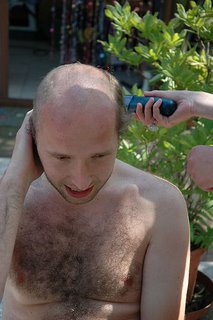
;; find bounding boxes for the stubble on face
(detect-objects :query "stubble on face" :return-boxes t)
[36,65,119,205]
[44,169,114,206]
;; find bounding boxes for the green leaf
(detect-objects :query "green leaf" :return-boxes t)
[149,73,164,85]
[190,1,197,9]
[114,1,123,14]
[123,1,131,14]
[131,83,143,96]
[163,141,176,151]
[204,0,212,10]
[130,12,144,31]
[176,3,187,19]
[105,8,114,20]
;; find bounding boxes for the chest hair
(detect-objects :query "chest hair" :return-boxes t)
[10,198,146,304]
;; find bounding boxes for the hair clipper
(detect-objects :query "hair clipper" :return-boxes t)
[124,96,177,117]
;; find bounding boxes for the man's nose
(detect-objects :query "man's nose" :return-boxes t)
[69,161,93,190]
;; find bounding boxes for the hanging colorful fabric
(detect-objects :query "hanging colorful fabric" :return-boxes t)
[50,0,56,58]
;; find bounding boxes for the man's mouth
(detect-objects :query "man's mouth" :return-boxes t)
[65,185,94,198]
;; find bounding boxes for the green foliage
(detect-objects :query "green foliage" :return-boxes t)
[101,0,213,249]
[100,0,213,92]
[176,1,213,41]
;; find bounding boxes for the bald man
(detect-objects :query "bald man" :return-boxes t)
[0,64,190,320]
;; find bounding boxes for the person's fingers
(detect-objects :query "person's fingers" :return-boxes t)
[25,109,33,121]
[144,97,155,125]
[21,110,33,134]
[152,99,162,121]
[186,150,200,186]
[136,103,145,122]
[136,98,179,128]
[144,90,181,100]
[151,99,173,128]
[144,90,167,98]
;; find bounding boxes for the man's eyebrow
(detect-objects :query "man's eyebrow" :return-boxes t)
[47,150,70,157]
[91,149,115,156]
[46,149,114,157]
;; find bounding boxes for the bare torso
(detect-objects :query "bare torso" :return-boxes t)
[3,161,164,320]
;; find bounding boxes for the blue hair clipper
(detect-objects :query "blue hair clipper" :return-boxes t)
[124,96,177,117]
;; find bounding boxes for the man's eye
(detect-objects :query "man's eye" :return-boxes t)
[93,154,105,159]
[56,156,69,160]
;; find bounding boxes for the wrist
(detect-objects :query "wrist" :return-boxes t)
[1,168,31,199]
[193,92,213,119]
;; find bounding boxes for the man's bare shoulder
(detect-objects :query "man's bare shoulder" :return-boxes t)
[115,160,189,251]
[115,159,187,214]
[115,159,180,192]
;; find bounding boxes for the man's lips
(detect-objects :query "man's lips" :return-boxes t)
[65,185,94,198]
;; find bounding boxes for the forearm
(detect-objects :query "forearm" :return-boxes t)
[192,91,213,119]
[0,111,43,300]
[0,174,28,298]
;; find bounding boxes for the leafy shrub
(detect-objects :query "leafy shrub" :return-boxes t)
[100,0,213,249]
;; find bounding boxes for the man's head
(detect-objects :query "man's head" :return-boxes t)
[32,63,129,138]
[32,63,128,205]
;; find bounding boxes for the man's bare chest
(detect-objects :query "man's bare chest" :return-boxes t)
[10,195,148,305]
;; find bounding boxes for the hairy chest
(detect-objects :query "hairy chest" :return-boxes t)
[10,199,149,304]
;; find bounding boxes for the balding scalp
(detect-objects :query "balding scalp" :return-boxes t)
[32,63,130,137]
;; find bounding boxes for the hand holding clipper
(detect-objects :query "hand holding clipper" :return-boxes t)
[124,96,177,116]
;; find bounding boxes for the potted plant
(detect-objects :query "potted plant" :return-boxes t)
[99,1,213,318]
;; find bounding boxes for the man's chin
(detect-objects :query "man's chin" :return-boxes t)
[44,174,98,204]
